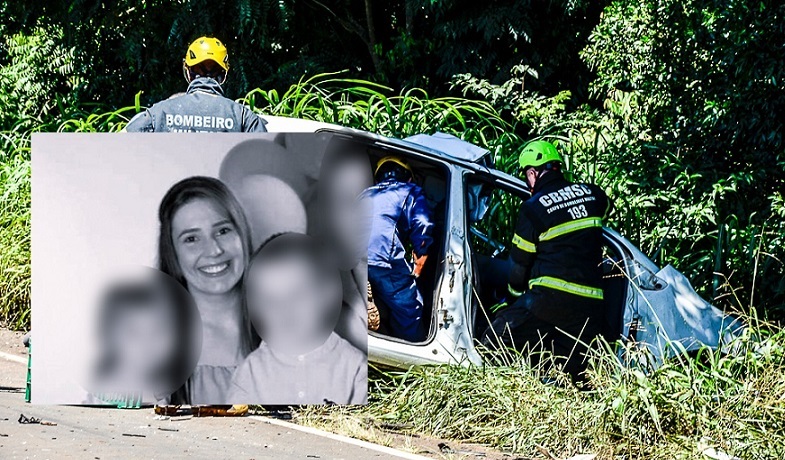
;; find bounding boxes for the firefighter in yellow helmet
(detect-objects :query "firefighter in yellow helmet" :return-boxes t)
[360,156,434,341]
[126,37,267,133]
[127,37,264,417]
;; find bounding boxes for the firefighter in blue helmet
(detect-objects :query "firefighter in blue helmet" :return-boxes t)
[482,140,611,381]
[362,156,434,342]
[125,37,267,133]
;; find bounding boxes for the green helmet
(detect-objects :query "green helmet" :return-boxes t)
[518,140,563,170]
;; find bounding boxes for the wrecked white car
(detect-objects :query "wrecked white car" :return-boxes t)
[263,116,743,370]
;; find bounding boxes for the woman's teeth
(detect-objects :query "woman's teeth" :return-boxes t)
[199,262,230,275]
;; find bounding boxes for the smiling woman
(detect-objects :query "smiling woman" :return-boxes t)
[157,176,257,404]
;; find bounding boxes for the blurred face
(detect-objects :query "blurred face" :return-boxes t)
[106,298,178,386]
[246,254,342,353]
[171,198,244,296]
[321,158,372,267]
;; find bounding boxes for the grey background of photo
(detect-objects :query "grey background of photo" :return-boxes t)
[31,132,359,404]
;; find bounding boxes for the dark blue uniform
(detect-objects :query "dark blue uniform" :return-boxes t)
[362,180,434,342]
[125,77,267,133]
[483,170,610,379]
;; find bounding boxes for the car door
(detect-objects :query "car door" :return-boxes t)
[368,162,482,368]
[316,132,481,368]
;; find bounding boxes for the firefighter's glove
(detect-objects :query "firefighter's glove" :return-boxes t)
[489,300,509,314]
[412,252,428,278]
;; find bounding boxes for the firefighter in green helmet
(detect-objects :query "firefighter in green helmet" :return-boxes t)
[482,140,611,382]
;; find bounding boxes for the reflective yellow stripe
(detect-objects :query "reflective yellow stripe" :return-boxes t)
[508,284,523,297]
[529,276,604,300]
[539,217,603,242]
[512,234,536,253]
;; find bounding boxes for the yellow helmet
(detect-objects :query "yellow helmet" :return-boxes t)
[184,37,229,71]
[375,156,413,182]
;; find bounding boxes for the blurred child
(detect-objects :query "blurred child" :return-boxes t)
[87,268,199,406]
[228,233,367,404]
[317,143,373,352]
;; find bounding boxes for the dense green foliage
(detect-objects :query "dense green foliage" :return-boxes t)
[454,0,785,317]
[0,73,523,328]
[2,0,604,104]
[0,0,782,321]
[0,156,30,329]
[581,0,785,315]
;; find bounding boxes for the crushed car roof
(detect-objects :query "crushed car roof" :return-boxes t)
[404,132,491,164]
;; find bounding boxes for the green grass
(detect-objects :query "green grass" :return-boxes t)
[296,321,785,459]
[0,93,139,329]
[0,155,30,330]
[241,72,518,153]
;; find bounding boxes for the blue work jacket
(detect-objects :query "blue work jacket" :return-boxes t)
[362,180,434,270]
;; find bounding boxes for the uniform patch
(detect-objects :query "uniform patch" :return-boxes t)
[165,113,235,131]
[538,184,593,207]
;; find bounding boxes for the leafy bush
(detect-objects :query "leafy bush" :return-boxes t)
[580,0,785,317]
[242,73,514,143]
[0,155,30,330]
[5,1,607,106]
[451,0,785,319]
[0,26,79,136]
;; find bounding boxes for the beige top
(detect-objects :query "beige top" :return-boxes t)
[227,332,367,405]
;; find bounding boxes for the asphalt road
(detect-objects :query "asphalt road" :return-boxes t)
[0,330,424,460]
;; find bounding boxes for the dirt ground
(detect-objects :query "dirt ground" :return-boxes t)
[0,329,27,357]
[0,329,27,389]
[366,432,520,460]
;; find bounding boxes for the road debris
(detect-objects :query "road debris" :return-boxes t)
[260,409,294,420]
[378,422,414,432]
[122,433,146,438]
[438,442,454,454]
[153,405,249,417]
[18,413,57,426]
[0,387,24,394]
[18,414,40,424]
[158,427,179,432]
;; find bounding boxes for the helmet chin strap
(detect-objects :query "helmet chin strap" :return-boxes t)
[182,62,191,84]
